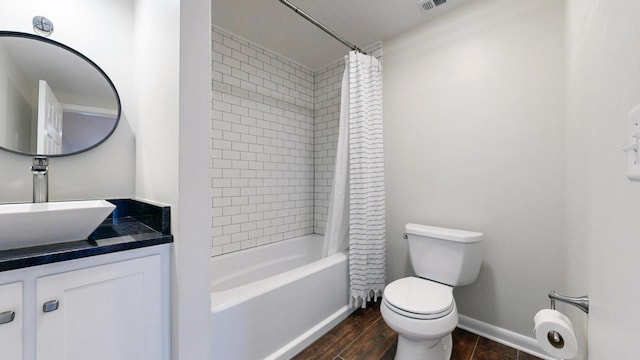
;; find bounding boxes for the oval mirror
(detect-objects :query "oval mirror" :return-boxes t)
[0,31,120,156]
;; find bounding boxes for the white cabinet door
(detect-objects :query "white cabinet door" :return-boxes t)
[36,255,161,360]
[0,282,22,360]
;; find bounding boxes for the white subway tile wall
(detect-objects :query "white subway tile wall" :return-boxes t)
[212,26,382,256]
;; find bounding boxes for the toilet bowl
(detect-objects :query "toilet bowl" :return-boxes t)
[381,277,458,360]
[381,224,483,360]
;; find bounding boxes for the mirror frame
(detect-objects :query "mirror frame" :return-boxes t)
[0,31,121,157]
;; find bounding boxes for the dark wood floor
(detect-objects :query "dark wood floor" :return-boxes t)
[293,301,543,360]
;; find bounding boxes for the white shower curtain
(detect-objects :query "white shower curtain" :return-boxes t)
[322,58,350,257]
[323,51,385,308]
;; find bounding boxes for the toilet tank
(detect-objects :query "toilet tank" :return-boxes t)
[405,223,483,286]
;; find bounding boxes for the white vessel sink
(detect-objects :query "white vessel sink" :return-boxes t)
[0,200,116,251]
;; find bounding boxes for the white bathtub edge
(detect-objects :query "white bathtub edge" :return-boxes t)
[211,251,348,313]
[265,305,357,360]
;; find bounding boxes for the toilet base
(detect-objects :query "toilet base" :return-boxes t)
[394,333,452,360]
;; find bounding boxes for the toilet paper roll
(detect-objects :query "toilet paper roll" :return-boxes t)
[533,309,578,359]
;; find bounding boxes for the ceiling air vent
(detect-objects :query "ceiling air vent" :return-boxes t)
[417,0,447,13]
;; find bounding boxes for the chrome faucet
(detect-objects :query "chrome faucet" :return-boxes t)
[31,156,49,203]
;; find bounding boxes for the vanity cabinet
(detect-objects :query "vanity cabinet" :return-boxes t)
[0,245,170,360]
[36,256,162,360]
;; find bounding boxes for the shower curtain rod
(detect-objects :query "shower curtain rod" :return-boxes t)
[278,0,366,54]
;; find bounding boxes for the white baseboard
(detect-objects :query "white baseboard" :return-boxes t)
[458,315,558,360]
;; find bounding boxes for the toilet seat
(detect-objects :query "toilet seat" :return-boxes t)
[383,277,454,320]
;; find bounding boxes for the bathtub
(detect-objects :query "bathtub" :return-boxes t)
[211,234,353,360]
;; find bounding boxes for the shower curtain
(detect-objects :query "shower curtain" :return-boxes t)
[323,51,385,308]
[322,58,350,258]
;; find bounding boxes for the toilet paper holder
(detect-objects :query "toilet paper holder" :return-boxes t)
[548,291,589,314]
[544,291,588,349]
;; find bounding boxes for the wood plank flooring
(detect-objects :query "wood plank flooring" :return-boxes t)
[293,301,543,360]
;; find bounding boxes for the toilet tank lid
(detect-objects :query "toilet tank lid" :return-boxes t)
[404,223,483,243]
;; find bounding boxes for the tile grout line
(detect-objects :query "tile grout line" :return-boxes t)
[380,334,398,358]
[468,335,480,360]
[336,312,386,359]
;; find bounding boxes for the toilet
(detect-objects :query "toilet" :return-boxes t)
[381,223,483,360]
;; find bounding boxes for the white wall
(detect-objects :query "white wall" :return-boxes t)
[132,0,179,204]
[384,0,565,337]
[178,0,212,358]
[132,0,211,359]
[0,0,135,203]
[0,2,212,359]
[566,0,640,358]
[0,41,33,152]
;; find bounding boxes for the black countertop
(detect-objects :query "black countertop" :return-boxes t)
[0,199,173,272]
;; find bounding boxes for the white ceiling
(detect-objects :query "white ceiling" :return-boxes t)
[212,0,471,70]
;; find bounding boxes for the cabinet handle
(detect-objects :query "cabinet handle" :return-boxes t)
[42,300,59,313]
[0,310,15,325]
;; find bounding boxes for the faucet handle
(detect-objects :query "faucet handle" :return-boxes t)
[31,156,49,172]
